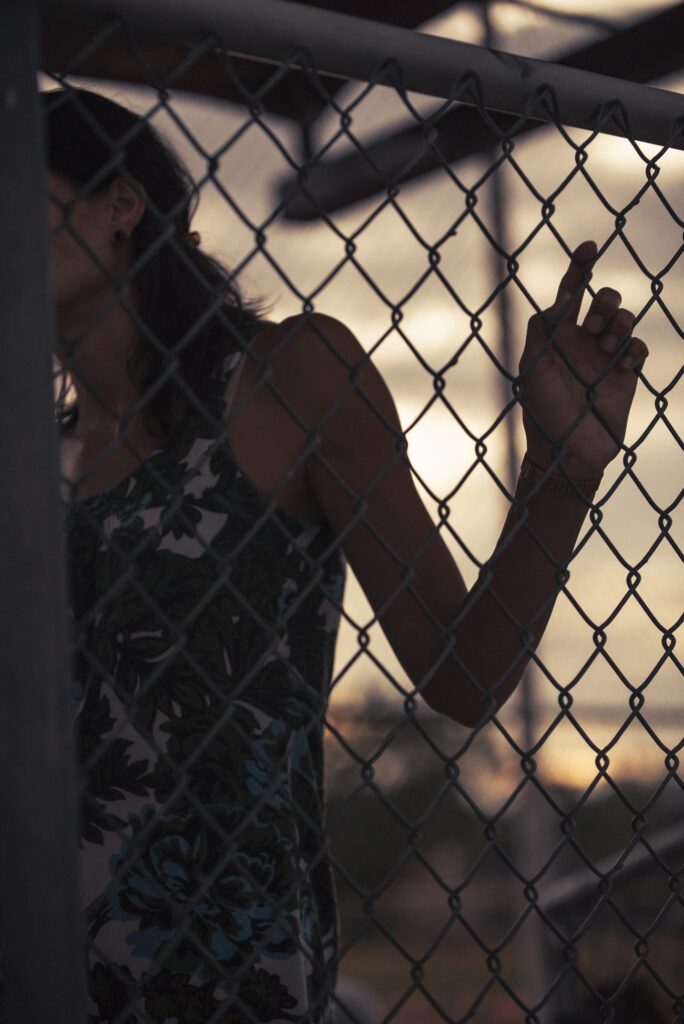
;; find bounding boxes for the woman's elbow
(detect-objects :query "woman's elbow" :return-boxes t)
[417,672,499,729]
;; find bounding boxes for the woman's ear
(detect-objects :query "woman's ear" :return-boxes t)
[108,177,146,238]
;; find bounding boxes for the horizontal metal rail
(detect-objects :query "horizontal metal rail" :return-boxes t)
[43,0,684,150]
[542,822,684,914]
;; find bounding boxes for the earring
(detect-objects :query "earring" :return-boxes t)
[113,229,127,245]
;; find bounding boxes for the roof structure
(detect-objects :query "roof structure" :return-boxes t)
[40,0,684,216]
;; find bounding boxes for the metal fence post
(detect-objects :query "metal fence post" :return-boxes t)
[0,2,87,1020]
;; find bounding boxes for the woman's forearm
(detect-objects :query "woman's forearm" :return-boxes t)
[422,466,594,726]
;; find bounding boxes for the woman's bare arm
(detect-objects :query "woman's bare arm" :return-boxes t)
[258,242,648,727]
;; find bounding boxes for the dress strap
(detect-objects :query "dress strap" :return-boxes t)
[223,353,246,417]
[223,320,273,417]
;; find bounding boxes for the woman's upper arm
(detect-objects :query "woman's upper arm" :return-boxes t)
[276,314,469,693]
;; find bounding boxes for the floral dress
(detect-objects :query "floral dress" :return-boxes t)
[67,349,346,1023]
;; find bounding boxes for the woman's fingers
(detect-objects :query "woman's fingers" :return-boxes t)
[548,240,597,321]
[598,306,633,354]
[616,336,649,371]
[524,242,597,362]
[582,291,646,369]
[525,242,649,376]
[582,286,622,337]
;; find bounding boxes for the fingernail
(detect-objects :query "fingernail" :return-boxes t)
[620,354,633,369]
[601,334,618,353]
[586,314,603,334]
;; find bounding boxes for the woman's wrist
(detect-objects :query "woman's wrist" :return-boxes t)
[519,453,602,503]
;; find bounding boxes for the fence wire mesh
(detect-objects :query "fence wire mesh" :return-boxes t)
[14,3,684,1022]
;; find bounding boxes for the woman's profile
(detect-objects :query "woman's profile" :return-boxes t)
[43,86,647,1023]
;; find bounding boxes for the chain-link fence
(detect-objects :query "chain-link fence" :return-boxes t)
[1,1,683,1022]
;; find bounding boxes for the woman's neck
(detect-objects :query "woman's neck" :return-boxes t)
[58,308,163,501]
[57,300,143,441]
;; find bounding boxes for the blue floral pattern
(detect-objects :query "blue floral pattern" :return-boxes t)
[66,356,345,1023]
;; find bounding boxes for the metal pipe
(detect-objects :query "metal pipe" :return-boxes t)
[43,0,684,150]
[542,821,684,913]
[0,2,87,1020]
[480,12,558,1018]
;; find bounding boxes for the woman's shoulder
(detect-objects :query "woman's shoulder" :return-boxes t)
[225,314,366,523]
[244,313,371,423]
[248,313,363,362]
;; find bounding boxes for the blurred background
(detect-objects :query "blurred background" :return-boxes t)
[42,0,683,1019]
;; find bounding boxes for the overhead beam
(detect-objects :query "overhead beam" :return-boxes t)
[41,11,337,127]
[42,0,684,139]
[292,0,461,29]
[553,0,684,84]
[40,0,684,217]
[279,0,684,218]
[40,1,461,126]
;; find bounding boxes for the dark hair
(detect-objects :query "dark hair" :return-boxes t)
[43,87,258,440]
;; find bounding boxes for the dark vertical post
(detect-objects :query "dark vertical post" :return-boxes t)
[0,2,87,1021]
[481,4,555,1020]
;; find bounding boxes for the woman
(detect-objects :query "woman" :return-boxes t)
[45,87,646,1023]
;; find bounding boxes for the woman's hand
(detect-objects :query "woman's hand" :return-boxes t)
[519,240,649,480]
